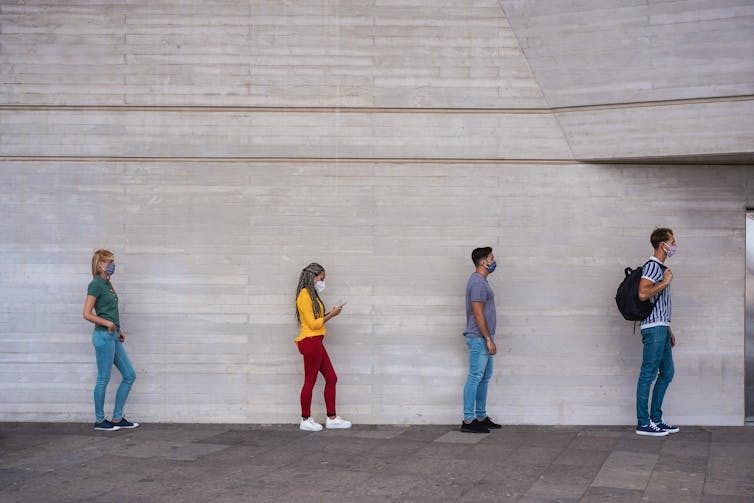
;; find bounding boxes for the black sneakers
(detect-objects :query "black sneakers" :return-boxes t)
[112,418,140,429]
[636,422,668,436]
[655,421,679,433]
[94,418,139,431]
[478,417,502,429]
[94,420,120,431]
[460,419,490,434]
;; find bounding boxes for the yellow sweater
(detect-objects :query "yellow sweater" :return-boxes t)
[295,288,326,343]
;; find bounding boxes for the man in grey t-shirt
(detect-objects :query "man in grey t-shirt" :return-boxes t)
[460,247,501,434]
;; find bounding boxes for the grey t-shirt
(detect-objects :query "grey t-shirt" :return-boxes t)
[463,272,496,338]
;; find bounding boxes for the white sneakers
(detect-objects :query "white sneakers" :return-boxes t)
[300,417,323,431]
[300,416,352,431]
[325,416,352,429]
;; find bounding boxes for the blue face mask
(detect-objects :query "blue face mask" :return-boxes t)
[485,261,497,274]
[104,263,116,276]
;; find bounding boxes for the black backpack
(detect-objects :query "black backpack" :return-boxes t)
[615,260,665,322]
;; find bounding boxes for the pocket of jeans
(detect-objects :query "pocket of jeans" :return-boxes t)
[92,329,114,346]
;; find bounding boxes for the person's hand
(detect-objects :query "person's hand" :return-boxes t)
[106,321,116,333]
[119,331,126,343]
[487,340,497,356]
[663,268,673,285]
[670,334,676,347]
[331,305,343,317]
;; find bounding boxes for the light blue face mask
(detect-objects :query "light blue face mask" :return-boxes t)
[104,263,116,276]
[485,261,497,274]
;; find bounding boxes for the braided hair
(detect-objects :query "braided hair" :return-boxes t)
[295,262,325,324]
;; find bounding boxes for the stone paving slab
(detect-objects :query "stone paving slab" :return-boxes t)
[0,423,752,502]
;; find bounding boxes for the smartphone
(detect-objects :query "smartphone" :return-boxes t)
[338,301,347,307]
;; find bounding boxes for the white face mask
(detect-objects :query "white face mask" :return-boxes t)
[314,280,326,293]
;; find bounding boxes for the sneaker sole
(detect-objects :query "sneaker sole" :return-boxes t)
[94,426,120,431]
[662,428,679,433]
[460,428,489,434]
[635,430,668,436]
[326,425,352,429]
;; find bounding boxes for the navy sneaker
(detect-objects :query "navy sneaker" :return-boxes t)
[636,422,668,436]
[478,417,502,429]
[94,420,120,431]
[655,421,679,433]
[112,418,139,429]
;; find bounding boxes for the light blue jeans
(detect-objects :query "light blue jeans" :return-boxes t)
[463,336,494,421]
[92,327,136,423]
[636,326,674,426]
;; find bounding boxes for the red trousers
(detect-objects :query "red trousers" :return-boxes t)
[297,335,337,418]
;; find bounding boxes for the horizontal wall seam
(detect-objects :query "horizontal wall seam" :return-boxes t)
[1,94,752,115]
[0,156,581,165]
[2,156,749,166]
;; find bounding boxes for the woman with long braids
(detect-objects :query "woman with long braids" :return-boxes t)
[295,263,351,431]
[83,249,139,431]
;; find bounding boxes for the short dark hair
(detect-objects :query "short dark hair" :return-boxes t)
[650,228,674,249]
[471,247,493,266]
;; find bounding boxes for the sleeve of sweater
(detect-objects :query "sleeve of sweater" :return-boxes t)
[297,289,324,331]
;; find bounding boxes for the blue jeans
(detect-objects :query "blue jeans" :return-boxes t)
[463,336,494,421]
[92,328,136,423]
[636,326,674,426]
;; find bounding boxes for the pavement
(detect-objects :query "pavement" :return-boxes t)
[1,422,753,503]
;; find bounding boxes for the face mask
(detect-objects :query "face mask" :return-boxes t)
[485,261,497,274]
[314,280,325,293]
[664,244,677,258]
[104,263,116,276]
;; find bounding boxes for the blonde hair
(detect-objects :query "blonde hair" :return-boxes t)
[91,249,114,277]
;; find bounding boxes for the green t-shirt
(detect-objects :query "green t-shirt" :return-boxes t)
[87,276,120,329]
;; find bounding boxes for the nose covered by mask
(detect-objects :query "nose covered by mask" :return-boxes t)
[314,280,326,293]
[664,244,678,258]
[104,263,116,276]
[485,261,497,274]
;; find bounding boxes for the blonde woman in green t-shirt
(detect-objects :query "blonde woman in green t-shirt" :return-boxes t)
[83,249,139,431]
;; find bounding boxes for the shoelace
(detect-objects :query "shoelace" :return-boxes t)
[648,421,663,431]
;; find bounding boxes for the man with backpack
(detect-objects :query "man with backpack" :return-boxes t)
[635,227,679,436]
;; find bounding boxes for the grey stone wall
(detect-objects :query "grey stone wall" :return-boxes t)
[1,163,751,424]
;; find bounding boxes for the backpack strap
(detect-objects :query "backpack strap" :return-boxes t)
[635,259,667,334]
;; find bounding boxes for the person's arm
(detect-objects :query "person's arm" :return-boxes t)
[669,326,676,347]
[323,305,342,323]
[83,295,116,332]
[638,268,673,301]
[471,301,496,355]
[298,295,342,330]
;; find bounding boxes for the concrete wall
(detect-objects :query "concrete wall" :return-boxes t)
[500,0,754,160]
[2,163,751,425]
[1,1,753,425]
[499,0,754,106]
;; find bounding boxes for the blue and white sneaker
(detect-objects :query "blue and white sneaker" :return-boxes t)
[94,420,120,431]
[112,418,139,429]
[636,421,668,436]
[655,421,679,433]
